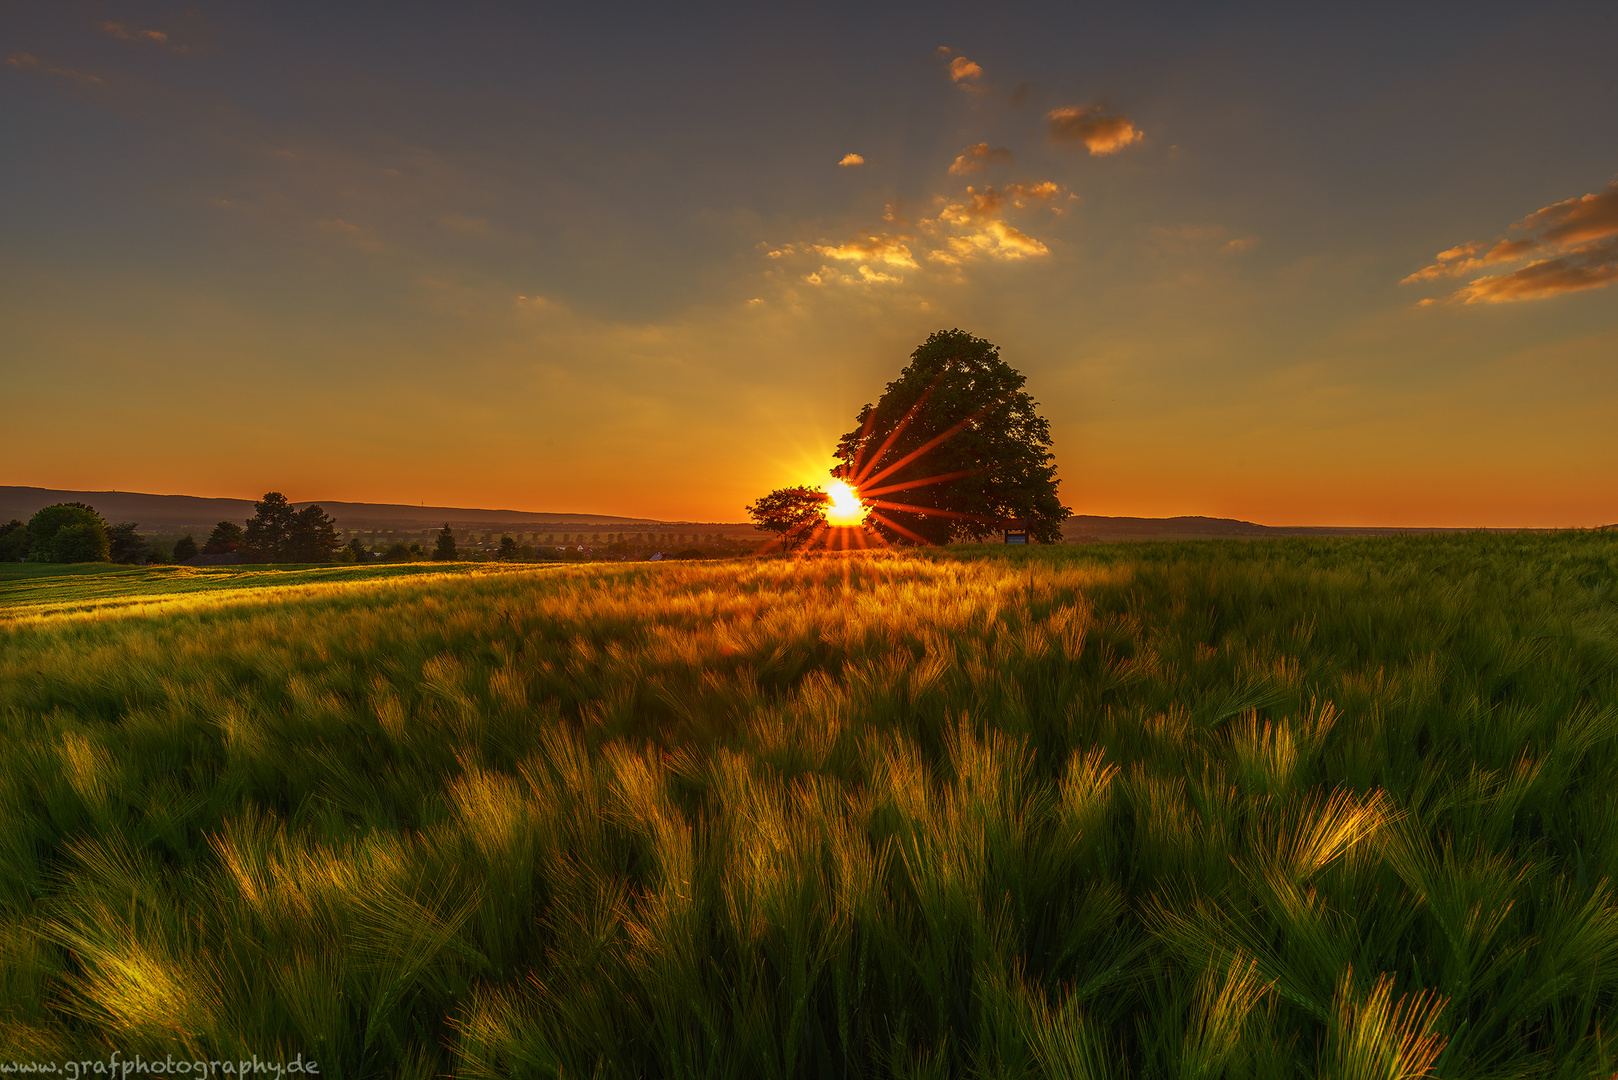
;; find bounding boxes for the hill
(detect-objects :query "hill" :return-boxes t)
[0,485,669,534]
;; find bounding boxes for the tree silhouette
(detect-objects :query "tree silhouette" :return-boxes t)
[203,521,243,554]
[26,503,108,563]
[432,524,458,561]
[244,492,296,562]
[836,329,1069,544]
[107,522,149,564]
[288,504,341,562]
[746,487,829,551]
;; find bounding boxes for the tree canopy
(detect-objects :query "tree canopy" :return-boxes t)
[25,503,110,563]
[243,493,338,562]
[107,522,150,564]
[287,504,341,562]
[836,329,1069,544]
[433,524,458,561]
[204,521,244,554]
[746,486,829,551]
[244,492,296,561]
[0,520,30,562]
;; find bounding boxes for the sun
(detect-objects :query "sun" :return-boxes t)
[824,479,866,526]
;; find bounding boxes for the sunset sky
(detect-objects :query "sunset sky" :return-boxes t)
[5,3,1616,526]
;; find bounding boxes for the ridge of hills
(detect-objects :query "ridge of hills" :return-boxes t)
[3,486,1598,542]
[0,486,675,532]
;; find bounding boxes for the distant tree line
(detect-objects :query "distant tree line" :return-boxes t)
[1,503,167,564]
[2,492,349,565]
[3,493,757,566]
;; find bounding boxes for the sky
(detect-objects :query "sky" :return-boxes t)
[4,2,1616,527]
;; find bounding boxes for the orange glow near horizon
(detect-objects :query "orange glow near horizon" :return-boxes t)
[4,12,1615,530]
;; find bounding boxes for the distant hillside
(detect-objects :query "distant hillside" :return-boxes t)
[4,486,1561,543]
[1059,514,1524,542]
[0,486,669,533]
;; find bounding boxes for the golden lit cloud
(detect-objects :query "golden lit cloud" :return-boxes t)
[1406,180,1618,302]
[1046,105,1143,155]
[1453,237,1618,304]
[838,153,866,167]
[948,56,983,83]
[1002,181,1062,206]
[1514,182,1618,246]
[948,143,1013,175]
[812,235,918,268]
[936,186,1004,223]
[924,186,1054,262]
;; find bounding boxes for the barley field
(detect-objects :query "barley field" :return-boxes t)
[2,534,1616,1077]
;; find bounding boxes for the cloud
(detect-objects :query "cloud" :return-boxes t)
[5,52,103,85]
[1400,237,1533,283]
[838,153,865,167]
[1002,181,1062,206]
[948,56,983,83]
[948,143,1013,176]
[924,185,1059,262]
[1046,105,1143,155]
[1453,236,1618,304]
[1513,182,1618,246]
[1405,180,1618,303]
[99,21,186,52]
[812,234,918,268]
[936,186,1004,223]
[935,219,1048,262]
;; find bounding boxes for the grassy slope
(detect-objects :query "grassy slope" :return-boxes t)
[0,562,522,622]
[0,535,1615,1076]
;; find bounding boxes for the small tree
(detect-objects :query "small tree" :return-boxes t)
[287,504,341,563]
[203,521,244,554]
[26,503,109,563]
[107,522,149,565]
[172,535,199,562]
[0,520,30,561]
[244,492,296,562]
[432,524,457,561]
[345,538,369,563]
[498,535,519,561]
[746,486,829,551]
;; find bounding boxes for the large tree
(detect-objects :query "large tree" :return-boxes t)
[244,492,296,562]
[25,503,110,563]
[287,504,341,562]
[835,329,1069,544]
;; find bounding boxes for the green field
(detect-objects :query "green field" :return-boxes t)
[2,535,1616,1076]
